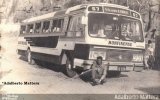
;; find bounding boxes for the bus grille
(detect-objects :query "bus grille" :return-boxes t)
[105,49,142,62]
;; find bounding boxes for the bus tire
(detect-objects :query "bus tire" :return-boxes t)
[65,54,76,78]
[26,49,35,65]
[107,71,121,77]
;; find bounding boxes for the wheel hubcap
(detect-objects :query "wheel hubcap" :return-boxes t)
[68,64,71,69]
[67,60,72,70]
[65,56,76,77]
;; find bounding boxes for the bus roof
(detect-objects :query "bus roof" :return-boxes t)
[22,3,132,23]
[22,12,57,23]
[22,4,86,23]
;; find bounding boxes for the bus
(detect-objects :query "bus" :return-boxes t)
[17,3,145,77]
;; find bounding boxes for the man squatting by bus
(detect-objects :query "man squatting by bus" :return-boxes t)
[91,56,107,86]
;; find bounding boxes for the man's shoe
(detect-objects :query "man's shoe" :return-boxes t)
[91,81,98,86]
[100,80,106,85]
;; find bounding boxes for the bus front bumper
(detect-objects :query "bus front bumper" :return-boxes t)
[74,58,144,72]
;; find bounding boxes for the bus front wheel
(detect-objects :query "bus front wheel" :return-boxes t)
[65,55,76,78]
[26,49,35,65]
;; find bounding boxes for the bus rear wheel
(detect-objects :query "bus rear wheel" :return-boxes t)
[65,55,76,78]
[26,49,35,65]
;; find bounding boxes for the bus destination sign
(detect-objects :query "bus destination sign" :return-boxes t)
[104,7,129,15]
[88,6,140,18]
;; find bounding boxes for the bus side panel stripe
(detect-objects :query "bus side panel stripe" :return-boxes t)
[32,52,61,64]
[30,47,61,55]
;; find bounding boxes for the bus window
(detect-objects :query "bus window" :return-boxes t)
[76,16,84,37]
[42,21,50,33]
[20,25,26,34]
[88,13,143,42]
[57,19,64,32]
[67,17,75,37]
[51,19,64,32]
[67,16,83,37]
[51,20,58,32]
[35,22,42,33]
[27,24,33,34]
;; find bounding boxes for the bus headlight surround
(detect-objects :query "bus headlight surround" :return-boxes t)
[89,51,106,60]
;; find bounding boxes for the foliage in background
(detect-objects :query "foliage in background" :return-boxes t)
[0,0,160,33]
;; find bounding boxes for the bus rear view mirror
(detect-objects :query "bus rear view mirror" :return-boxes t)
[81,16,88,25]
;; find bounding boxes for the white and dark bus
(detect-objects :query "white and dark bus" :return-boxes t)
[17,3,145,77]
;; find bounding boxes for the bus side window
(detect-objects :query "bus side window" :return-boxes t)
[67,16,83,37]
[51,20,58,32]
[27,24,33,34]
[67,17,75,37]
[57,19,64,32]
[75,16,84,37]
[51,19,64,32]
[35,22,42,33]
[20,25,26,34]
[42,21,50,33]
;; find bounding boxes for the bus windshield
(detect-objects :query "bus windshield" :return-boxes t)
[88,13,143,42]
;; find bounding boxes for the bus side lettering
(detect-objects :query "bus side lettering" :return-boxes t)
[108,41,132,47]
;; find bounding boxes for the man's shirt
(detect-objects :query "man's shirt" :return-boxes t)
[92,61,107,79]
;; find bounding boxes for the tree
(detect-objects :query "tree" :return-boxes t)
[64,0,82,8]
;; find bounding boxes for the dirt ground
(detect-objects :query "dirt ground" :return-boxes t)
[0,36,160,94]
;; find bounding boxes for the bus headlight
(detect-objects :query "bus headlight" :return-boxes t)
[132,54,143,62]
[89,51,106,60]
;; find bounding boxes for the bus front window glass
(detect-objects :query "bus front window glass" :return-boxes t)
[120,18,143,41]
[88,13,143,42]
